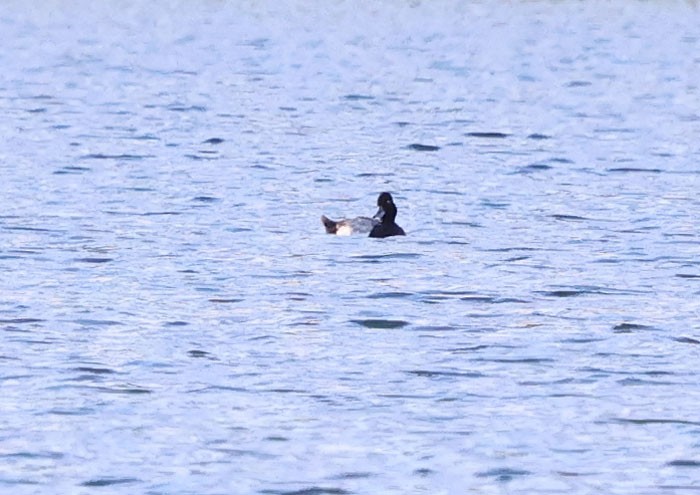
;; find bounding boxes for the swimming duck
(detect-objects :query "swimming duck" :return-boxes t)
[321,192,405,238]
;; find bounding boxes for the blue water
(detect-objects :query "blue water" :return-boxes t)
[2,1,700,494]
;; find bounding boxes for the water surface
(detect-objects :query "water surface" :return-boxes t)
[1,1,700,494]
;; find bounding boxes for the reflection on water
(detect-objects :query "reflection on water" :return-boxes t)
[1,1,700,494]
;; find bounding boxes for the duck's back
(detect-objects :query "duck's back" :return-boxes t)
[322,215,377,235]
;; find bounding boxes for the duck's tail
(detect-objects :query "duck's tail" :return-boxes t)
[321,215,337,234]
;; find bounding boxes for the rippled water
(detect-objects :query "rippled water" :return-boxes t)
[2,1,700,494]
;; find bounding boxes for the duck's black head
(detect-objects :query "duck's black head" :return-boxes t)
[376,192,394,207]
[373,192,398,223]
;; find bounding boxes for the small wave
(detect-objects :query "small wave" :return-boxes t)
[0,318,44,324]
[559,337,607,344]
[482,357,555,364]
[185,153,219,161]
[356,172,393,177]
[344,94,374,101]
[46,407,95,416]
[167,104,207,112]
[550,214,589,221]
[328,472,374,480]
[414,325,460,332]
[484,246,539,253]
[406,369,482,378]
[517,163,552,173]
[165,321,189,326]
[80,153,152,160]
[449,345,493,353]
[414,468,434,477]
[350,319,409,329]
[419,290,506,304]
[613,418,700,426]
[81,478,140,487]
[263,487,350,495]
[350,253,420,261]
[73,367,116,374]
[475,467,531,482]
[187,350,218,359]
[1,451,64,460]
[608,167,663,173]
[466,131,510,138]
[407,143,440,151]
[131,134,160,141]
[73,319,122,326]
[265,435,289,442]
[54,165,91,175]
[504,255,530,262]
[480,200,509,209]
[367,291,413,299]
[540,285,638,297]
[613,323,654,332]
[540,290,585,297]
[102,386,152,395]
[5,226,55,232]
[426,189,465,196]
[192,196,221,203]
[618,377,677,386]
[666,460,700,467]
[266,388,308,394]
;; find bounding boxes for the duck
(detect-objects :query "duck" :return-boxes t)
[321,192,405,238]
[369,192,406,238]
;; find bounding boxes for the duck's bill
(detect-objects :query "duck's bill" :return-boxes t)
[373,206,385,221]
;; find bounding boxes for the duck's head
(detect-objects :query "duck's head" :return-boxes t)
[373,192,397,223]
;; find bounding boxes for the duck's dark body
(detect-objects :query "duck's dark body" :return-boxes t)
[369,221,405,238]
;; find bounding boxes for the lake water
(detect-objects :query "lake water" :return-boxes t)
[2,1,700,494]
